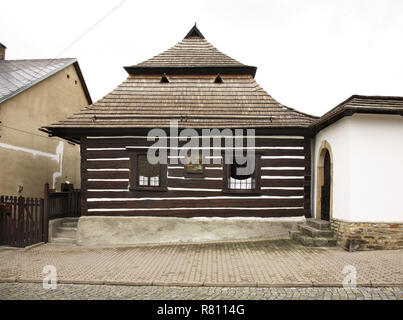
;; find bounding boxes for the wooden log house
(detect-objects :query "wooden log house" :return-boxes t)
[42,25,318,244]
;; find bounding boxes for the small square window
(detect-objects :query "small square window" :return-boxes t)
[229,162,255,190]
[138,155,160,187]
[223,153,261,195]
[127,150,167,192]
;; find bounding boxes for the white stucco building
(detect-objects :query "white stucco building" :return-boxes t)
[311,95,403,250]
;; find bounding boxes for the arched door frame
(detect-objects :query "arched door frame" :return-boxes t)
[316,140,334,220]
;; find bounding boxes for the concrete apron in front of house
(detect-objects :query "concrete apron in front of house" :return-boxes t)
[76,216,304,246]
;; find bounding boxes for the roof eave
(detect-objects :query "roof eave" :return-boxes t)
[124,66,257,77]
[41,125,313,143]
[311,106,403,133]
[72,61,92,105]
[39,128,81,145]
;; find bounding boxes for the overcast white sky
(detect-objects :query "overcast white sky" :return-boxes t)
[1,0,403,116]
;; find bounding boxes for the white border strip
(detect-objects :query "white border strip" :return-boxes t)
[88,207,304,212]
[87,136,305,139]
[87,195,303,201]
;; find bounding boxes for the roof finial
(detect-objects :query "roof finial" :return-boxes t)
[184,23,205,39]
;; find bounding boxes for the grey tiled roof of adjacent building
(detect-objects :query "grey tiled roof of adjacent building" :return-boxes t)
[0,58,78,104]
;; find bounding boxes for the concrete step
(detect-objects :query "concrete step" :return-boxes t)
[51,217,78,245]
[57,230,76,239]
[294,233,314,246]
[298,224,334,238]
[289,230,300,240]
[62,221,78,228]
[306,218,331,230]
[59,226,77,232]
[291,231,337,247]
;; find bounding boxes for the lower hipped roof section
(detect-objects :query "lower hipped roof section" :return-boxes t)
[43,74,317,132]
[311,95,403,131]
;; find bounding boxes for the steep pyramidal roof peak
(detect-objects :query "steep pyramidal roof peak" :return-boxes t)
[124,25,257,77]
[184,23,205,39]
[42,26,318,139]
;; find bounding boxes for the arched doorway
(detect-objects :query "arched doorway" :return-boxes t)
[321,150,331,221]
[316,141,333,221]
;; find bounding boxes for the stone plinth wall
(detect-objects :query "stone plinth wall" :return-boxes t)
[76,216,305,246]
[331,219,403,251]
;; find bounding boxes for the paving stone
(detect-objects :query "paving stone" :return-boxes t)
[0,282,388,299]
[0,239,401,289]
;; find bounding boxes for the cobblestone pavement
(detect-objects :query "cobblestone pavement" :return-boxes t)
[0,239,402,287]
[0,282,401,300]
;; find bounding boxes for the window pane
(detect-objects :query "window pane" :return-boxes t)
[230,162,253,180]
[229,163,255,190]
[149,162,160,179]
[138,155,160,187]
[139,176,148,186]
[138,155,148,186]
[138,155,148,176]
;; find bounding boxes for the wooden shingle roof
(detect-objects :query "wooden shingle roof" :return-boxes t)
[44,74,316,129]
[135,34,243,68]
[311,95,403,131]
[124,24,256,76]
[42,25,317,138]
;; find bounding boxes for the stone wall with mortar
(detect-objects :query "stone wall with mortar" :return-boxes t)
[331,219,403,251]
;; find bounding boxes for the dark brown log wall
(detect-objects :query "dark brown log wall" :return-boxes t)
[81,135,311,217]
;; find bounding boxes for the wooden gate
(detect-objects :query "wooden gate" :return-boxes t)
[0,195,44,248]
[45,184,81,220]
[0,184,81,248]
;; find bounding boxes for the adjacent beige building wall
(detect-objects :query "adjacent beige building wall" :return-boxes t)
[0,64,89,197]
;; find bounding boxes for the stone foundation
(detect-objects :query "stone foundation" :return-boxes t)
[331,219,403,251]
[76,216,305,246]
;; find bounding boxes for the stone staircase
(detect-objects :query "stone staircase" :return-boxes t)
[50,218,78,245]
[290,218,337,247]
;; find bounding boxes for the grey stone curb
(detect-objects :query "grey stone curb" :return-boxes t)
[0,278,401,288]
[72,236,296,250]
[0,278,17,283]
[24,242,45,251]
[257,282,313,288]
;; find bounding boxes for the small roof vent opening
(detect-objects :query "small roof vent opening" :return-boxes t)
[160,73,169,83]
[214,74,223,84]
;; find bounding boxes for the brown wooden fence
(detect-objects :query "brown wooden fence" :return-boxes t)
[0,183,81,248]
[0,195,44,248]
[45,184,81,220]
